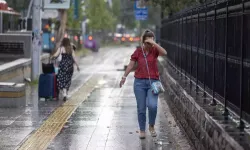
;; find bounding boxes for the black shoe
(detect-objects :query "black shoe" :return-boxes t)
[63,96,67,101]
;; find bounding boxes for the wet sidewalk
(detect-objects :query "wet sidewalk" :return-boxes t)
[0,46,125,150]
[0,46,192,150]
[46,74,179,150]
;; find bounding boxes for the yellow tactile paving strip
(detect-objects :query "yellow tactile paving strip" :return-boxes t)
[17,75,103,150]
[0,91,25,98]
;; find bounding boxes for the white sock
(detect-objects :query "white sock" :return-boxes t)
[63,89,67,97]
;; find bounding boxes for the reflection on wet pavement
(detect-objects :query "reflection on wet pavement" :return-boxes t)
[47,74,176,150]
[0,46,192,150]
[0,46,132,150]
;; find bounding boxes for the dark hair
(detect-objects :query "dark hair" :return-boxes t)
[142,29,155,43]
[61,38,72,54]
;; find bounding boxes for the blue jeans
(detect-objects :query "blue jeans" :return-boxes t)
[134,78,159,131]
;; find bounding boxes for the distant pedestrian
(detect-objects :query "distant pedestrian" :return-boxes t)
[120,29,167,139]
[71,43,76,51]
[51,38,80,101]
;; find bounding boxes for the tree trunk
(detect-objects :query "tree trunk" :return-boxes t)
[53,9,67,53]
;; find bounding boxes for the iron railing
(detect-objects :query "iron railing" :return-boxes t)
[161,0,250,129]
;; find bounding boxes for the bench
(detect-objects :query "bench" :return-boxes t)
[0,82,26,107]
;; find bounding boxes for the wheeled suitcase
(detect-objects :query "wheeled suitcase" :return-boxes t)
[38,73,58,101]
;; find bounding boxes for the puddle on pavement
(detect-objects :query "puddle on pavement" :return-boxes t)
[153,138,171,145]
[25,84,38,106]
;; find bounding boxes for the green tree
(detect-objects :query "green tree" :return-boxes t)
[67,0,85,30]
[120,0,137,29]
[151,0,197,14]
[5,0,31,14]
[111,0,121,25]
[85,0,115,31]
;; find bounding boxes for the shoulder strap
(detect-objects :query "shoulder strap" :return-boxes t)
[141,47,152,85]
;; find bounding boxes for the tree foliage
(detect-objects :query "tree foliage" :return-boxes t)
[151,0,197,14]
[120,0,137,29]
[5,0,31,13]
[67,0,85,30]
[111,0,121,28]
[85,0,115,31]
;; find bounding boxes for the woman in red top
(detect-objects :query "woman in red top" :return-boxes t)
[120,30,167,139]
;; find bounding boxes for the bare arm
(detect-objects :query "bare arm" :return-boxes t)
[51,47,60,58]
[123,60,136,78]
[145,39,167,56]
[120,60,136,87]
[154,43,167,56]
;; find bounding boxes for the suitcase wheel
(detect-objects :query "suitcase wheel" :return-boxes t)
[49,96,53,101]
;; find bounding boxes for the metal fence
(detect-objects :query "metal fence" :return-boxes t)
[160,0,250,129]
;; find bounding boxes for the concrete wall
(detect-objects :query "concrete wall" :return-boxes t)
[0,54,50,83]
[0,34,32,58]
[158,57,249,150]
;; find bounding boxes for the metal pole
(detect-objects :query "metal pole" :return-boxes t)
[0,12,2,33]
[223,0,229,118]
[177,16,180,74]
[203,2,207,98]
[31,0,42,81]
[181,15,183,77]
[161,0,164,20]
[190,9,193,88]
[211,0,217,106]
[174,20,176,71]
[185,14,188,80]
[238,0,245,130]
[196,8,200,92]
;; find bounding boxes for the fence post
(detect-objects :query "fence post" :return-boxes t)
[190,9,193,88]
[211,0,217,106]
[223,0,229,118]
[238,0,245,130]
[177,16,180,74]
[180,15,183,77]
[196,7,200,93]
[173,20,176,72]
[185,13,188,80]
[203,2,208,98]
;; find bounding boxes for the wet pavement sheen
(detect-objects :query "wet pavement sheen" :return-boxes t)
[0,45,192,150]
[0,46,128,150]
[47,75,176,150]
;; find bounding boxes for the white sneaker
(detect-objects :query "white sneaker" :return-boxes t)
[62,89,67,101]
[62,89,67,97]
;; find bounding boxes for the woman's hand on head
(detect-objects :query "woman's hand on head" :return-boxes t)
[144,39,156,45]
